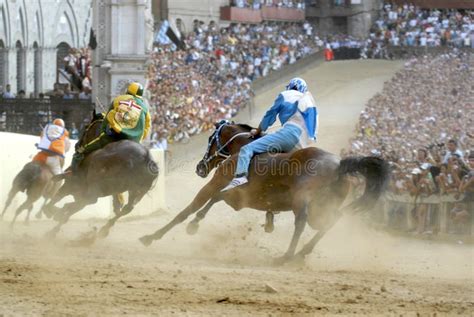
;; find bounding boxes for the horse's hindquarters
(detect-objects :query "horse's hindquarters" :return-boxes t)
[82,141,158,198]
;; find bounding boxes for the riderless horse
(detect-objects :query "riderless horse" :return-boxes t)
[2,161,56,226]
[140,121,389,263]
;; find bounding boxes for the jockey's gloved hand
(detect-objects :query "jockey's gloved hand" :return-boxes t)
[250,129,261,137]
[77,146,85,154]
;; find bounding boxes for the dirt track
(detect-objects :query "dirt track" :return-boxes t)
[1,60,473,316]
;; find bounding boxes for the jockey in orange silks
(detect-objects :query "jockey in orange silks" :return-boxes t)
[33,118,71,175]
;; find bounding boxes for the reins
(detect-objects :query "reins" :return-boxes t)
[200,123,251,170]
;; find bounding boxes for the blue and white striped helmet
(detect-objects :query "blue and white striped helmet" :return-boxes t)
[286,77,308,93]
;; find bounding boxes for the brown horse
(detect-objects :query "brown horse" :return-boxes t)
[42,111,159,239]
[140,121,389,263]
[1,161,55,226]
[195,120,278,232]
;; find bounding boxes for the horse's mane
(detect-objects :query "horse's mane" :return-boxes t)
[77,111,104,147]
[234,123,255,131]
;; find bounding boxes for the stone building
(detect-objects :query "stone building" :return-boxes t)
[92,0,153,107]
[306,0,383,38]
[0,0,93,96]
[152,0,229,34]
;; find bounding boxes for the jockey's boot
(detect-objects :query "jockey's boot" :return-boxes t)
[221,174,248,192]
[70,152,84,173]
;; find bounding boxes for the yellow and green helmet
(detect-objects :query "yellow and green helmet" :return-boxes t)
[126,82,144,98]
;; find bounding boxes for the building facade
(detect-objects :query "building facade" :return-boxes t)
[306,0,383,38]
[162,0,229,34]
[0,0,92,96]
[92,0,152,108]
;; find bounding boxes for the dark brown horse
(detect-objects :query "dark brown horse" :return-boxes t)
[140,121,389,263]
[1,161,55,226]
[42,111,159,239]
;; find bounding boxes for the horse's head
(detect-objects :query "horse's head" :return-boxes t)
[196,120,256,178]
[76,110,105,149]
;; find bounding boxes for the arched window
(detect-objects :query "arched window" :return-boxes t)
[16,40,26,93]
[56,42,71,83]
[0,40,7,92]
[33,42,41,97]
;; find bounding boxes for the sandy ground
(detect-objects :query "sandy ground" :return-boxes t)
[1,60,473,316]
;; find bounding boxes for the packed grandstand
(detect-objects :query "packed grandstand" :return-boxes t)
[146,3,473,144]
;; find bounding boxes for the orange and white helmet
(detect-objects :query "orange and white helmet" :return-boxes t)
[53,118,65,128]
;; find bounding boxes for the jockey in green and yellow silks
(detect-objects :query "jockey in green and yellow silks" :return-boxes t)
[71,82,151,172]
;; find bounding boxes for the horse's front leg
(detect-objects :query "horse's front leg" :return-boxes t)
[274,203,308,265]
[24,205,34,225]
[264,212,274,233]
[45,200,89,239]
[186,196,222,235]
[42,184,70,219]
[139,180,219,246]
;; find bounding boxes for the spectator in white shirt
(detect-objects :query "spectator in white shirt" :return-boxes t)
[2,84,15,99]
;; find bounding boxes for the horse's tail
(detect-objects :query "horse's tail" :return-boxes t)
[338,156,390,211]
[13,162,42,193]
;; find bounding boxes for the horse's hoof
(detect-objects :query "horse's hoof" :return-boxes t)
[35,212,42,220]
[139,235,153,247]
[264,223,274,233]
[273,254,292,266]
[186,222,199,235]
[44,229,58,240]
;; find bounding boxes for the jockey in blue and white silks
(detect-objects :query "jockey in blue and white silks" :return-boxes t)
[222,77,319,191]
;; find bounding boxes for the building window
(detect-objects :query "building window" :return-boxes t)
[16,41,26,93]
[56,42,71,83]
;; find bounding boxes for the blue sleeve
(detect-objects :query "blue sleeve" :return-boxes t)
[312,107,319,140]
[301,107,318,140]
[259,94,283,132]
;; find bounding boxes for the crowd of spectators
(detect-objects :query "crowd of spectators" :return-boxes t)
[147,21,322,145]
[324,5,474,59]
[231,0,306,9]
[370,3,474,49]
[60,47,92,99]
[344,52,473,234]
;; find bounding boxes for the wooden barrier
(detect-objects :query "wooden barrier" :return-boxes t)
[383,193,473,235]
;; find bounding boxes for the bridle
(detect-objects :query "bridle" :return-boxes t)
[199,121,251,172]
[77,118,103,149]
